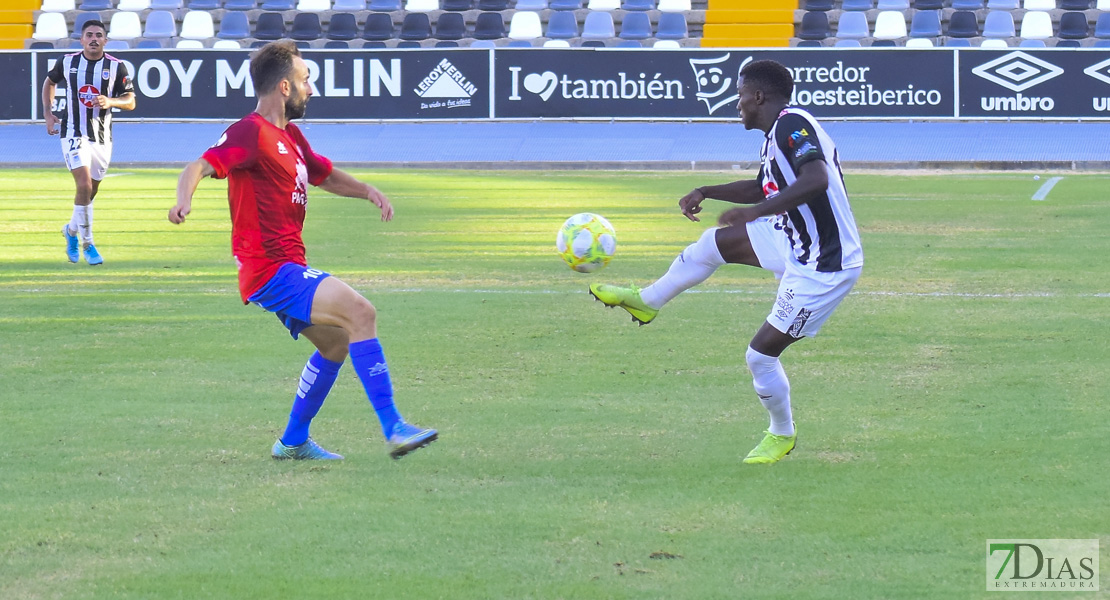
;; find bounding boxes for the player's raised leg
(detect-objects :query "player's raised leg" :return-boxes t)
[310,276,437,459]
[272,324,348,460]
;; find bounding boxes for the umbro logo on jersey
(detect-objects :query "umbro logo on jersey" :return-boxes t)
[971,51,1063,93]
[276,141,288,154]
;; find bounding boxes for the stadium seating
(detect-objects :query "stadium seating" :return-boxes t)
[254,12,286,39]
[508,11,543,40]
[1057,39,1082,46]
[835,11,868,39]
[546,11,578,38]
[987,0,1019,8]
[327,13,359,39]
[260,0,296,9]
[980,38,1007,47]
[622,0,653,9]
[136,39,166,48]
[1022,0,1053,9]
[177,39,204,48]
[905,37,933,46]
[105,39,131,48]
[78,0,113,9]
[620,12,653,39]
[290,12,323,39]
[507,39,532,46]
[296,0,332,10]
[405,0,439,12]
[909,10,941,38]
[40,0,76,11]
[1018,38,1046,46]
[834,38,862,45]
[362,13,394,40]
[180,11,215,40]
[151,0,184,8]
[549,0,584,10]
[435,12,466,39]
[218,12,251,38]
[187,0,223,8]
[333,0,368,9]
[1019,11,1053,39]
[798,11,831,40]
[108,11,143,40]
[653,39,680,47]
[516,0,548,9]
[1060,0,1091,9]
[982,11,1016,38]
[325,40,351,47]
[655,12,687,39]
[945,37,971,45]
[656,0,691,11]
[1058,12,1090,39]
[542,39,569,46]
[877,0,909,9]
[33,13,68,41]
[946,10,979,37]
[399,13,432,39]
[144,11,178,39]
[841,0,873,9]
[443,0,474,9]
[804,0,834,10]
[873,11,907,39]
[914,0,943,8]
[588,0,622,10]
[1096,13,1110,38]
[224,0,259,9]
[116,0,151,9]
[368,0,402,10]
[582,11,616,39]
[951,0,984,9]
[474,12,507,39]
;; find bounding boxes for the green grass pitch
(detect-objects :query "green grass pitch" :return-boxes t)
[1,168,1107,599]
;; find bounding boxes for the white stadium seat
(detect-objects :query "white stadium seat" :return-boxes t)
[905,37,934,47]
[39,0,76,12]
[542,39,571,47]
[176,39,205,48]
[653,39,681,48]
[1019,11,1053,39]
[508,12,543,39]
[108,11,143,40]
[180,11,216,39]
[296,0,332,10]
[33,12,68,40]
[405,0,438,11]
[587,0,621,10]
[116,0,153,10]
[213,40,242,48]
[873,10,908,39]
[980,38,1009,47]
[1022,0,1055,9]
[656,0,690,11]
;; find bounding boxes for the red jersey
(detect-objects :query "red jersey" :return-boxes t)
[202,113,333,303]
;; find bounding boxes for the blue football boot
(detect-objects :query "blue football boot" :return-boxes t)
[63,225,79,263]
[272,438,344,460]
[387,422,438,459]
[83,243,104,266]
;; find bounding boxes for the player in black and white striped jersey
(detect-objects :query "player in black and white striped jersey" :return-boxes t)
[590,60,863,465]
[41,19,135,265]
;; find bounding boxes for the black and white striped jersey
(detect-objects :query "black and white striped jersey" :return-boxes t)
[758,107,863,273]
[47,52,133,143]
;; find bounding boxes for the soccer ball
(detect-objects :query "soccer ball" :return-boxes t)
[556,213,617,273]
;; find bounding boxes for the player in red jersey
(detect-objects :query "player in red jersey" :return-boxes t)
[168,41,436,461]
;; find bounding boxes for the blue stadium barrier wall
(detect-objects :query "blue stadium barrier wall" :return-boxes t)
[5,48,1110,121]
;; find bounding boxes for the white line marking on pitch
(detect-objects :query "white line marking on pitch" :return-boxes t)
[1032,176,1063,201]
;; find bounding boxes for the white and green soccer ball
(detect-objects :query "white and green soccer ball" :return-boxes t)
[556,213,617,273]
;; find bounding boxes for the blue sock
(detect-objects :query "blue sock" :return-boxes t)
[280,351,343,447]
[349,338,402,437]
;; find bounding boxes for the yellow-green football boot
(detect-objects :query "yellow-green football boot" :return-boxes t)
[588,283,659,325]
[742,428,797,465]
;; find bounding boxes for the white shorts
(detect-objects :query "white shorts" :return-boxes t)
[746,217,788,278]
[61,137,112,180]
[767,262,861,339]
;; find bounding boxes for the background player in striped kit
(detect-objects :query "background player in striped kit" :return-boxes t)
[42,19,135,265]
[590,60,863,465]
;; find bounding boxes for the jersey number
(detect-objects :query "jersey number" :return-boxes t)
[302,268,325,280]
[68,138,82,152]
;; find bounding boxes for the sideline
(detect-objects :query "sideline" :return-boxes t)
[1031,176,1063,201]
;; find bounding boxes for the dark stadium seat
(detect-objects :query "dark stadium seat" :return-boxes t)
[549,0,584,9]
[1060,0,1091,9]
[327,13,359,40]
[325,40,351,48]
[803,0,834,10]
[399,13,432,40]
[840,0,872,9]
[434,12,467,39]
[581,40,606,47]
[72,12,101,38]
[364,41,388,47]
[1056,39,1082,47]
[363,13,395,40]
[30,41,56,49]
[78,0,112,9]
[187,0,222,8]
[250,40,268,47]
[1058,12,1090,39]
[797,11,830,40]
[368,0,402,9]
[546,11,578,37]
[946,11,979,38]
[478,0,510,9]
[1096,13,1110,38]
[910,10,941,37]
[796,39,823,46]
[218,12,251,38]
[871,39,896,46]
[260,0,296,9]
[254,12,286,40]
[473,12,507,39]
[223,0,257,9]
[619,11,652,39]
[436,40,461,47]
[397,40,422,47]
[442,0,473,9]
[913,0,943,9]
[655,12,687,39]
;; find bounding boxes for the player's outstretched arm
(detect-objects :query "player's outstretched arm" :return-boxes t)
[318,168,393,222]
[678,178,764,222]
[169,158,215,224]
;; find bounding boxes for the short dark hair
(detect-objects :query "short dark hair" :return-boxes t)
[739,60,794,101]
[250,40,301,96]
[81,19,107,34]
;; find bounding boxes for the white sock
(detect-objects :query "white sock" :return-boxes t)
[746,346,794,436]
[68,205,86,237]
[79,202,94,245]
[640,227,726,309]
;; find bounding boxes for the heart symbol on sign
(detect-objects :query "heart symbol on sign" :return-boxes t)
[523,72,558,101]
